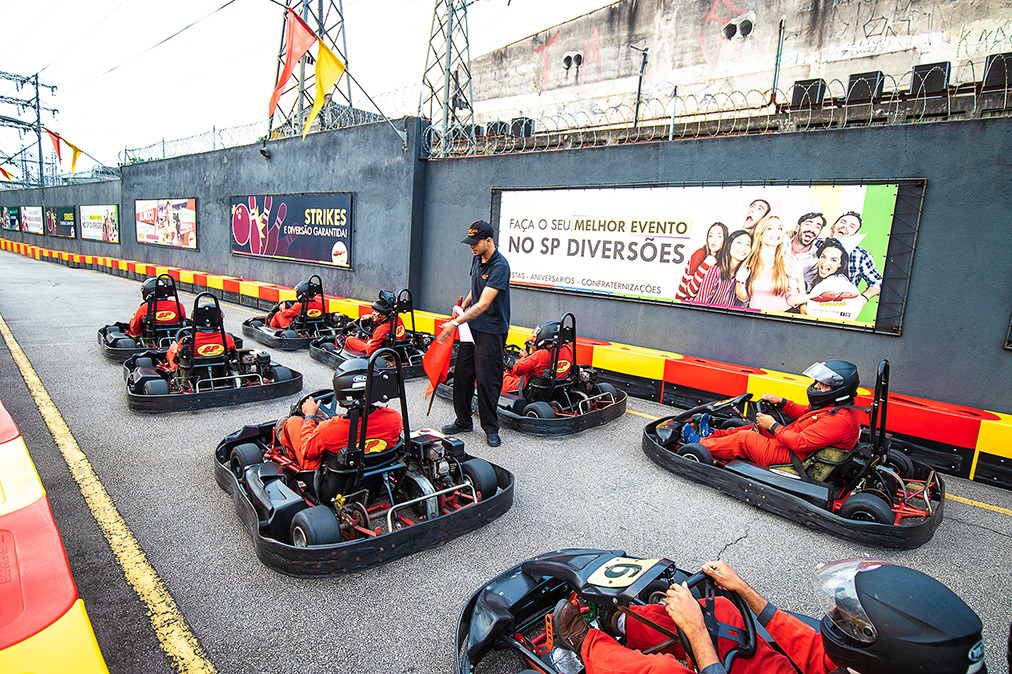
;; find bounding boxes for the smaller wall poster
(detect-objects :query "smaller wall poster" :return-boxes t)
[81,205,120,243]
[135,198,197,249]
[45,206,76,238]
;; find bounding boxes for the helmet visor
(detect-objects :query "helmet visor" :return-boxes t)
[803,362,845,387]
[813,558,888,644]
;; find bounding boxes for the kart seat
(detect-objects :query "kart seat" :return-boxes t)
[189,353,230,384]
[770,446,854,483]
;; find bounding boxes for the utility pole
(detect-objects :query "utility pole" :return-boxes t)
[419,0,478,157]
[0,70,57,188]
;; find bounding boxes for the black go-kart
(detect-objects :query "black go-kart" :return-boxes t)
[98,273,187,362]
[242,275,353,351]
[309,288,435,379]
[642,360,944,549]
[214,348,515,576]
[457,549,767,674]
[123,292,303,413]
[437,313,627,436]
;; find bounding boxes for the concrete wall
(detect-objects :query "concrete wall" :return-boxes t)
[1,117,1009,412]
[419,118,1012,412]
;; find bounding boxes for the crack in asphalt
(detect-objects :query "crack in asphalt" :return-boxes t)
[715,520,753,559]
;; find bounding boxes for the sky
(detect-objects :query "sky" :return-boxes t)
[0,0,614,173]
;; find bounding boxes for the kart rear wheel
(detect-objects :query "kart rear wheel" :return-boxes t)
[523,401,555,419]
[884,449,914,478]
[596,382,618,400]
[229,443,264,479]
[142,379,170,396]
[112,336,136,349]
[271,366,293,382]
[291,506,342,547]
[250,319,264,329]
[321,341,338,353]
[839,492,894,524]
[281,329,299,339]
[677,442,714,464]
[133,356,154,370]
[461,458,498,501]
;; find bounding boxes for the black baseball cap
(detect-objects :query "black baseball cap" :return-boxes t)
[462,220,494,244]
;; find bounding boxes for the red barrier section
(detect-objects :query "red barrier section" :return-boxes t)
[664,356,763,396]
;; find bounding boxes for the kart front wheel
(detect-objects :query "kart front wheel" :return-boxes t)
[291,506,342,547]
[677,442,714,464]
[596,382,618,400]
[461,458,498,501]
[271,366,293,383]
[229,443,263,479]
[839,492,894,524]
[523,401,555,419]
[884,449,914,478]
[142,379,170,396]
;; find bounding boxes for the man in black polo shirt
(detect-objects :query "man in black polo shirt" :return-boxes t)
[437,220,511,447]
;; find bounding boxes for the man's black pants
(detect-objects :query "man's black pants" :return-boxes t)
[452,329,506,434]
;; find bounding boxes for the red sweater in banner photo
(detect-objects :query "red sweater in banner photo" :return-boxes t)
[126,299,187,337]
[502,343,574,393]
[279,406,404,471]
[269,297,326,329]
[345,318,406,355]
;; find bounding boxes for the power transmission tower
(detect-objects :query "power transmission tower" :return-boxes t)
[419,0,478,157]
[268,0,353,140]
[0,71,57,188]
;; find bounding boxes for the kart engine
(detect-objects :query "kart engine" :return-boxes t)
[415,434,466,483]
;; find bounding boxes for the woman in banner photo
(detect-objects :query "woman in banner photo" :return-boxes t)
[692,229,752,307]
[801,238,867,321]
[675,221,727,300]
[734,215,806,312]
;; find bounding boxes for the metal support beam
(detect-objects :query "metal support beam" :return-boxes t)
[419,0,478,157]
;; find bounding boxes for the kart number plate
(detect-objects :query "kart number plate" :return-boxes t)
[589,557,662,588]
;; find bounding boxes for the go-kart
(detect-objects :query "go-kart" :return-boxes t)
[242,275,352,350]
[213,348,515,576]
[456,549,767,674]
[123,293,303,413]
[98,273,187,362]
[437,313,627,436]
[309,288,436,379]
[641,361,944,549]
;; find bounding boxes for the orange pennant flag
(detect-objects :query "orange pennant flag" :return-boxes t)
[65,140,83,173]
[0,167,12,181]
[268,8,318,118]
[301,41,346,139]
[45,128,62,162]
[422,326,456,402]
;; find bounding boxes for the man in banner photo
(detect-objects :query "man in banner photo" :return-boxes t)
[499,183,895,328]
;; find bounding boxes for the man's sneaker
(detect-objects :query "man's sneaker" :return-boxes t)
[681,422,701,444]
[698,413,714,438]
[441,421,473,434]
[553,599,590,653]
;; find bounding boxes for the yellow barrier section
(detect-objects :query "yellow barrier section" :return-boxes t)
[975,412,1012,461]
[592,342,677,381]
[238,281,265,299]
[0,436,45,517]
[402,311,438,334]
[326,298,365,316]
[277,288,298,302]
[205,275,225,291]
[178,270,195,284]
[0,600,109,674]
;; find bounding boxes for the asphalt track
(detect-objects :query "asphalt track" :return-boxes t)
[1,251,1009,674]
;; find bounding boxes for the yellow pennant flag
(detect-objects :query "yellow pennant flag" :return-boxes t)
[0,167,12,180]
[65,141,83,173]
[301,42,346,140]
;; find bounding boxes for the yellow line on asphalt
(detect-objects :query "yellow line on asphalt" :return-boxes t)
[0,315,217,674]
[625,404,1011,518]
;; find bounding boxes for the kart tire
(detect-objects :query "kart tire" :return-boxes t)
[719,419,750,430]
[677,442,714,464]
[523,401,555,419]
[461,458,498,501]
[291,506,342,547]
[229,443,263,479]
[321,341,338,353]
[281,329,299,339]
[884,449,914,478]
[596,382,618,400]
[250,319,264,329]
[133,356,154,370]
[838,492,894,524]
[113,337,137,349]
[142,379,170,396]
[271,366,293,383]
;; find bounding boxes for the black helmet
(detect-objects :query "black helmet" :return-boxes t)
[372,291,396,317]
[332,358,370,407]
[804,360,859,408]
[294,277,322,302]
[192,304,223,332]
[815,559,985,674]
[530,321,561,349]
[141,276,173,302]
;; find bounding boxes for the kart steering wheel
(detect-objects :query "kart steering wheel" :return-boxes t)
[503,344,523,371]
[667,571,757,672]
[291,389,340,419]
[174,327,192,342]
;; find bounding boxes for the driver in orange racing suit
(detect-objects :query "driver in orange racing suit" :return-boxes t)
[274,358,403,471]
[681,361,861,467]
[268,277,326,329]
[554,558,985,674]
[343,290,405,356]
[165,302,236,370]
[126,276,187,338]
[501,320,575,393]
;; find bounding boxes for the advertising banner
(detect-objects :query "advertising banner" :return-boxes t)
[135,198,197,249]
[80,205,120,243]
[20,206,43,235]
[45,206,76,238]
[230,193,352,269]
[1,205,19,231]
[499,183,898,328]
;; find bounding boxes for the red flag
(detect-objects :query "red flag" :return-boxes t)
[45,128,62,162]
[268,8,318,118]
[0,167,11,180]
[423,327,456,400]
